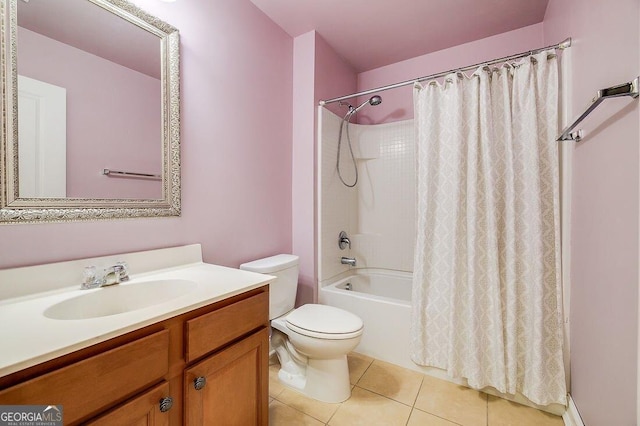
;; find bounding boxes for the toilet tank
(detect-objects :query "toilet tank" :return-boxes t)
[239,254,299,320]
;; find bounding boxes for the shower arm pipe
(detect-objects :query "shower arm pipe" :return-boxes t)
[318,38,572,106]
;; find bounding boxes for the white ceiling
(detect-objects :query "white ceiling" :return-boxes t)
[249,0,550,72]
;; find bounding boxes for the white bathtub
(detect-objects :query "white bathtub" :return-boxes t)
[318,269,415,370]
[318,269,566,416]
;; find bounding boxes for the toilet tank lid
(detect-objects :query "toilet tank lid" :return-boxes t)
[239,254,299,273]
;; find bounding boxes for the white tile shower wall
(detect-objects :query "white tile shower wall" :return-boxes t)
[351,120,415,272]
[319,108,355,281]
[319,108,416,282]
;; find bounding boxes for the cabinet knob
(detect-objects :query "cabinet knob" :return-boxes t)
[194,376,207,390]
[159,396,173,413]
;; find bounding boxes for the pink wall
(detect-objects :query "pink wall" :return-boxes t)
[0,0,293,271]
[292,31,357,304]
[544,0,639,424]
[314,34,358,119]
[292,31,316,305]
[18,27,162,199]
[355,23,544,124]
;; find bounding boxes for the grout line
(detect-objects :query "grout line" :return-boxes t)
[408,379,465,426]
[486,392,489,426]
[411,406,466,426]
[272,396,328,424]
[353,356,375,385]
[325,401,341,425]
[352,384,417,408]
[411,375,425,407]
[405,407,414,426]
[408,375,427,425]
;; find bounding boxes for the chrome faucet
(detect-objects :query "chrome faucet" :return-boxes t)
[338,231,351,250]
[341,257,356,267]
[81,262,130,289]
[103,264,129,285]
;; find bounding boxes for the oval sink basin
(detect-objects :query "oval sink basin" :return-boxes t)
[44,279,198,320]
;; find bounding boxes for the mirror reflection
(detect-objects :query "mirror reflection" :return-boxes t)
[1,0,180,223]
[16,0,162,199]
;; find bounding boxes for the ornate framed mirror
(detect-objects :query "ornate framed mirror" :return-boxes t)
[0,0,180,223]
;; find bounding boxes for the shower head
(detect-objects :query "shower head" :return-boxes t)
[353,95,383,113]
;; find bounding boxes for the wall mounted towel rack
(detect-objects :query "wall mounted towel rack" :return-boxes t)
[557,77,639,142]
[102,168,161,180]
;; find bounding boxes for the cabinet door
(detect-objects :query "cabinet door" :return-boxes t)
[184,328,268,426]
[86,382,171,426]
[0,330,169,425]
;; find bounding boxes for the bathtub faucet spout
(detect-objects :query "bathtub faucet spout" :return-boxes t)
[341,257,357,267]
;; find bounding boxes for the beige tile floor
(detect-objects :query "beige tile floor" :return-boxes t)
[269,352,564,426]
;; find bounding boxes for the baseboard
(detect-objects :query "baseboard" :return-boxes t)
[563,394,585,426]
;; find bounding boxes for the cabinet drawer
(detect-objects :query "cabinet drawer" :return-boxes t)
[86,381,171,426]
[0,330,169,425]
[185,290,268,362]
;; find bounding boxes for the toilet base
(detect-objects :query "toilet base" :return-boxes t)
[277,355,351,403]
[270,313,362,404]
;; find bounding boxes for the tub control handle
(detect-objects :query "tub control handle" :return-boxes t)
[339,231,351,250]
[194,376,207,390]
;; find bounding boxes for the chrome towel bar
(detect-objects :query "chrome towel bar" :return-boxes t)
[102,168,161,180]
[557,77,639,142]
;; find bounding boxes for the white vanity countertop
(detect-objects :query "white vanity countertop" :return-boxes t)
[0,260,273,378]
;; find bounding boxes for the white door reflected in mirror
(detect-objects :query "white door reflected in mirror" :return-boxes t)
[18,75,66,198]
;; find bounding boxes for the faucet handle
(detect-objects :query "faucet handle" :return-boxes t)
[338,231,351,250]
[115,261,130,282]
[81,266,101,289]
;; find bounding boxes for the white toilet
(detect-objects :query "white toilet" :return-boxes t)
[240,254,363,403]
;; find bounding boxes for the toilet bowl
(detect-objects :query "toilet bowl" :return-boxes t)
[240,255,364,403]
[271,304,363,402]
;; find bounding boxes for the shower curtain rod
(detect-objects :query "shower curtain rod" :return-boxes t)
[319,38,572,106]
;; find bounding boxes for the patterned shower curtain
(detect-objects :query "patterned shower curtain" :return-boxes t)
[410,50,566,406]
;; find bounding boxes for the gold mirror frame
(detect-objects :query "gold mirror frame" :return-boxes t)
[0,0,180,224]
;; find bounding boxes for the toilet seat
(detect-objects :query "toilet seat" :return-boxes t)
[285,304,363,340]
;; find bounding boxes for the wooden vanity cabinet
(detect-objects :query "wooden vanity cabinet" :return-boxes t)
[0,285,269,425]
[184,328,268,425]
[184,290,269,425]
